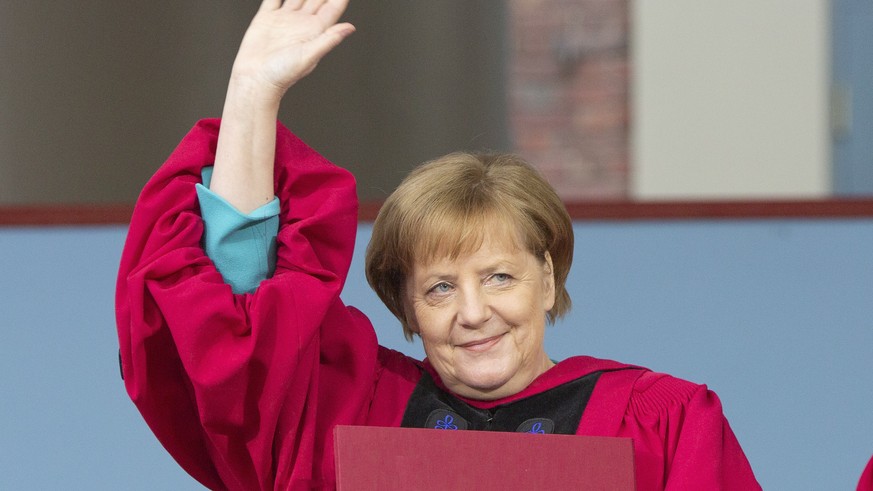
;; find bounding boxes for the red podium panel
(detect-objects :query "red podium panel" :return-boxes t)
[334,425,635,491]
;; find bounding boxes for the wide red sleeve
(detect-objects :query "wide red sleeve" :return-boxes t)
[115,119,380,490]
[619,373,761,491]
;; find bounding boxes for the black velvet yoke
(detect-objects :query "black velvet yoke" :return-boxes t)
[400,370,602,434]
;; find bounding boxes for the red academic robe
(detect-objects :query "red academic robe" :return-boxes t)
[116,119,760,490]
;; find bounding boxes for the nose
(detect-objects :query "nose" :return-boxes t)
[456,286,491,328]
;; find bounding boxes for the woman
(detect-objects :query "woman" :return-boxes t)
[116,1,760,489]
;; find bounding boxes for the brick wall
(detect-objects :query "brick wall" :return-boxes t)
[508,0,629,199]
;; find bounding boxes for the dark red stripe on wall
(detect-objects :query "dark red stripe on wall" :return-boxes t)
[560,199,873,221]
[2,199,873,226]
[0,204,134,226]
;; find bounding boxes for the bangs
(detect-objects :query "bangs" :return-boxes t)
[409,203,526,266]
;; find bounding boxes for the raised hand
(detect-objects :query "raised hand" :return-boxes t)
[211,0,354,213]
[232,0,355,103]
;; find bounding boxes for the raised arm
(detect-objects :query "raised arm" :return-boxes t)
[116,3,372,489]
[211,0,355,213]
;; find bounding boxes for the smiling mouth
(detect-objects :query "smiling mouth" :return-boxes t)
[457,334,504,352]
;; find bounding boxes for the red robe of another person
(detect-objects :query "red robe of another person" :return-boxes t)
[859,455,873,491]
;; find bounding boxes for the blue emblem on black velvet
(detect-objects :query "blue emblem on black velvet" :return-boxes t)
[435,414,458,430]
[516,418,555,434]
[425,409,468,430]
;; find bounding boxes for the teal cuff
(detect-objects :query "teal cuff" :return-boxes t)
[196,166,280,294]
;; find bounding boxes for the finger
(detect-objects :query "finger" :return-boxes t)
[324,0,350,12]
[315,0,349,26]
[258,0,282,12]
[301,0,327,15]
[281,0,305,10]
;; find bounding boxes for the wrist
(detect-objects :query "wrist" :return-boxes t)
[224,73,284,115]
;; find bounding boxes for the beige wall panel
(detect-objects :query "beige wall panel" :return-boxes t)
[631,0,831,199]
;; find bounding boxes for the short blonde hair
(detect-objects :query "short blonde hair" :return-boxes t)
[365,152,574,341]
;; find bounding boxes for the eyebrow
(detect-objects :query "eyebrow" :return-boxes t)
[416,257,521,281]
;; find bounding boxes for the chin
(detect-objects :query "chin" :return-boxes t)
[457,367,516,395]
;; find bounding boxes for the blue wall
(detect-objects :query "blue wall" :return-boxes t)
[1,219,871,489]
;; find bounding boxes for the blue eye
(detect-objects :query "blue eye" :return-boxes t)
[492,273,511,284]
[429,282,452,295]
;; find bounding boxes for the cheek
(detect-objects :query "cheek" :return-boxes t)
[486,302,526,337]
[504,294,549,339]
[409,304,449,341]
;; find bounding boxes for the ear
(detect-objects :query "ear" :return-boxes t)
[541,251,556,312]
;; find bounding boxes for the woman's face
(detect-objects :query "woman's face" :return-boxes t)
[405,235,556,400]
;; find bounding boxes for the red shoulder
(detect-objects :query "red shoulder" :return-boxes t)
[628,372,703,415]
[366,346,423,427]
